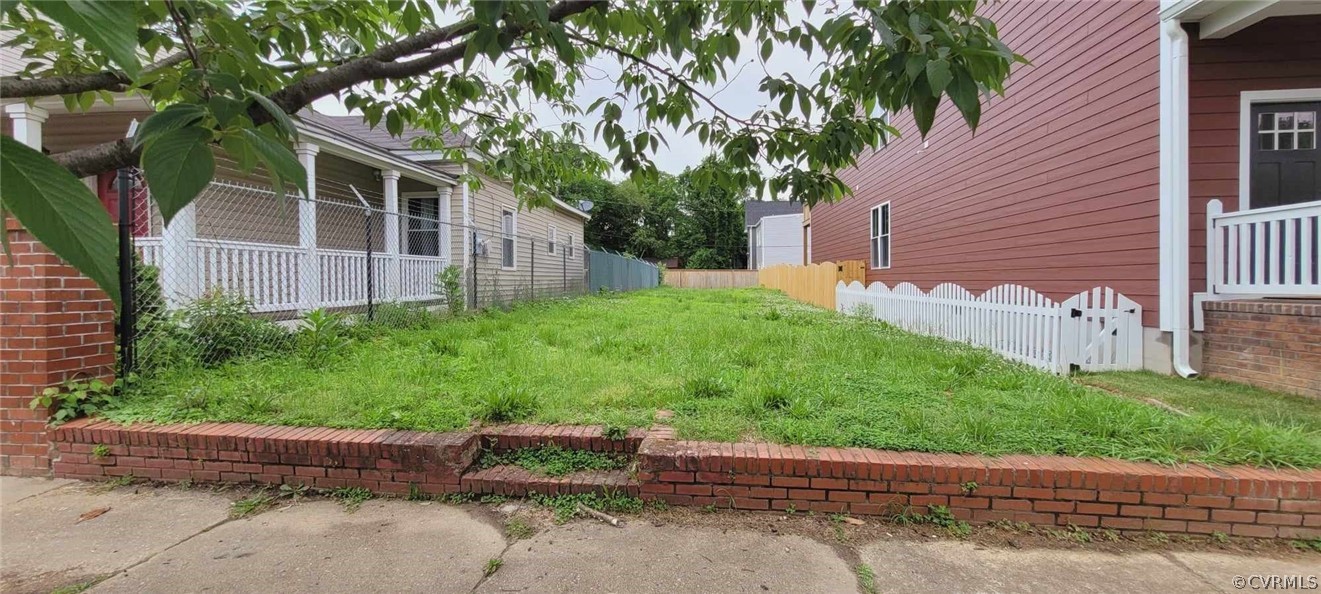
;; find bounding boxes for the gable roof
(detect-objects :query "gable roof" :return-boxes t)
[745,200,803,227]
[300,111,471,152]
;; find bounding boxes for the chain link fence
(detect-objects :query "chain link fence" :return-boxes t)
[118,166,587,374]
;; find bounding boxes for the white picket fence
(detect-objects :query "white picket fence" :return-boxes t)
[836,281,1143,373]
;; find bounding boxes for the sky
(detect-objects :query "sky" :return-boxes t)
[312,4,825,180]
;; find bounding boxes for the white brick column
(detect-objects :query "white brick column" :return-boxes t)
[296,143,320,311]
[4,104,48,150]
[383,170,401,300]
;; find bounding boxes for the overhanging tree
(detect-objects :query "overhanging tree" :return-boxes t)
[0,0,1023,307]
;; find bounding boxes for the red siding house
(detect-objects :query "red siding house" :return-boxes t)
[808,0,1321,395]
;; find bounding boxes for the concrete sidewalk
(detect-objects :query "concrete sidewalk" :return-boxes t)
[2,477,1317,594]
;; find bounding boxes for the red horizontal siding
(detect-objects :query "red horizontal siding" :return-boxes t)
[809,0,1163,326]
[1187,16,1321,294]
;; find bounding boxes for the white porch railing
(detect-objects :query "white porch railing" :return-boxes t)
[1206,199,1321,297]
[135,237,448,312]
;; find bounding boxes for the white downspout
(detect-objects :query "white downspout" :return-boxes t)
[1162,19,1198,378]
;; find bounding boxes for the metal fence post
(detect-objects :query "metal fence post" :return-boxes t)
[530,236,536,301]
[470,230,478,310]
[116,167,136,378]
[365,210,375,320]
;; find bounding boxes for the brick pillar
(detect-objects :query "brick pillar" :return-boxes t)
[1,219,116,476]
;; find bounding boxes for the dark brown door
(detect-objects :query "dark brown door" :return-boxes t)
[1249,102,1319,209]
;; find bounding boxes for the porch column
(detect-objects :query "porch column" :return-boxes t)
[439,185,454,264]
[160,201,197,308]
[296,142,320,311]
[4,104,48,150]
[383,169,401,300]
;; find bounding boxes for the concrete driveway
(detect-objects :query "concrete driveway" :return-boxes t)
[2,477,1317,594]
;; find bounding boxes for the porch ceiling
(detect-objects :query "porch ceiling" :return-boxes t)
[1162,0,1321,39]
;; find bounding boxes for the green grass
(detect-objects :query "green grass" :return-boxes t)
[480,444,631,476]
[107,288,1321,468]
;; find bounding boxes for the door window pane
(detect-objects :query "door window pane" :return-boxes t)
[1277,113,1295,130]
[1300,131,1316,150]
[1259,113,1275,131]
[1260,133,1275,151]
[1298,112,1316,130]
[1279,132,1295,150]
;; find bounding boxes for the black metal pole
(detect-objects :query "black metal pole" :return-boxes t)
[365,210,375,321]
[530,237,536,301]
[470,230,478,309]
[116,168,136,378]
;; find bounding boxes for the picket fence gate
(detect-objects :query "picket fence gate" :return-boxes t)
[835,281,1143,373]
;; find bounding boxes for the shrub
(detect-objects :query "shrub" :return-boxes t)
[296,309,351,367]
[181,291,291,366]
[434,265,466,315]
[476,387,538,422]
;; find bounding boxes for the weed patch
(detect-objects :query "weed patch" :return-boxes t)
[480,444,631,476]
[528,490,644,523]
[330,486,373,512]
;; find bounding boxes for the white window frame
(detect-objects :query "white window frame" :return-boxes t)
[548,224,558,255]
[566,234,574,258]
[402,192,441,258]
[1237,88,1321,210]
[500,206,517,270]
[869,202,891,270]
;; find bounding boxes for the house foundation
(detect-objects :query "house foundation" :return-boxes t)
[1202,300,1321,398]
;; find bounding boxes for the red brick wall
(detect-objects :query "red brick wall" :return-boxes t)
[49,418,1321,539]
[637,440,1321,540]
[1202,300,1321,397]
[1,220,116,476]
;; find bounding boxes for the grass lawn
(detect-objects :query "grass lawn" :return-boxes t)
[108,288,1321,468]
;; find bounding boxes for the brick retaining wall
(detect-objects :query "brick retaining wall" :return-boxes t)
[1202,300,1321,398]
[49,418,1321,539]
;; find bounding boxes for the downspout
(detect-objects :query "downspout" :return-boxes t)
[1163,19,1199,378]
[461,162,472,271]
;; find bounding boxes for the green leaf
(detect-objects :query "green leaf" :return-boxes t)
[925,59,952,95]
[35,0,140,77]
[911,93,937,137]
[242,129,307,198]
[142,126,216,225]
[947,69,982,131]
[248,93,298,139]
[209,96,247,127]
[0,136,119,308]
[133,104,207,149]
[220,133,258,173]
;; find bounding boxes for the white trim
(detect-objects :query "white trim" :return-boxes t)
[298,118,458,188]
[402,190,443,259]
[869,201,891,270]
[1238,88,1321,211]
[551,197,592,220]
[499,205,517,270]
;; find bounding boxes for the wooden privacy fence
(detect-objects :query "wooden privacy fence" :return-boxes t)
[759,260,866,309]
[664,269,759,288]
[835,281,1143,373]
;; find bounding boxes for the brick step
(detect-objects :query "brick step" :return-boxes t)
[461,465,639,498]
[479,424,648,454]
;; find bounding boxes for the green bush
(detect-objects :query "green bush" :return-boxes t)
[296,309,351,367]
[434,265,466,315]
[181,291,291,366]
[30,378,117,426]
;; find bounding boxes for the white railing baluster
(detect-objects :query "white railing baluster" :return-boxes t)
[1207,200,1321,296]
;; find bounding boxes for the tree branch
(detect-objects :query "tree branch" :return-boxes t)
[48,0,606,179]
[0,53,188,99]
[563,29,760,130]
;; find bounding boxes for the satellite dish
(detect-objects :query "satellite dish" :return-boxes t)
[578,200,594,212]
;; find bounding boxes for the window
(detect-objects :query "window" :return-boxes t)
[406,197,440,257]
[548,225,557,255]
[501,208,516,269]
[869,202,890,269]
[1258,111,1316,151]
[566,234,574,258]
